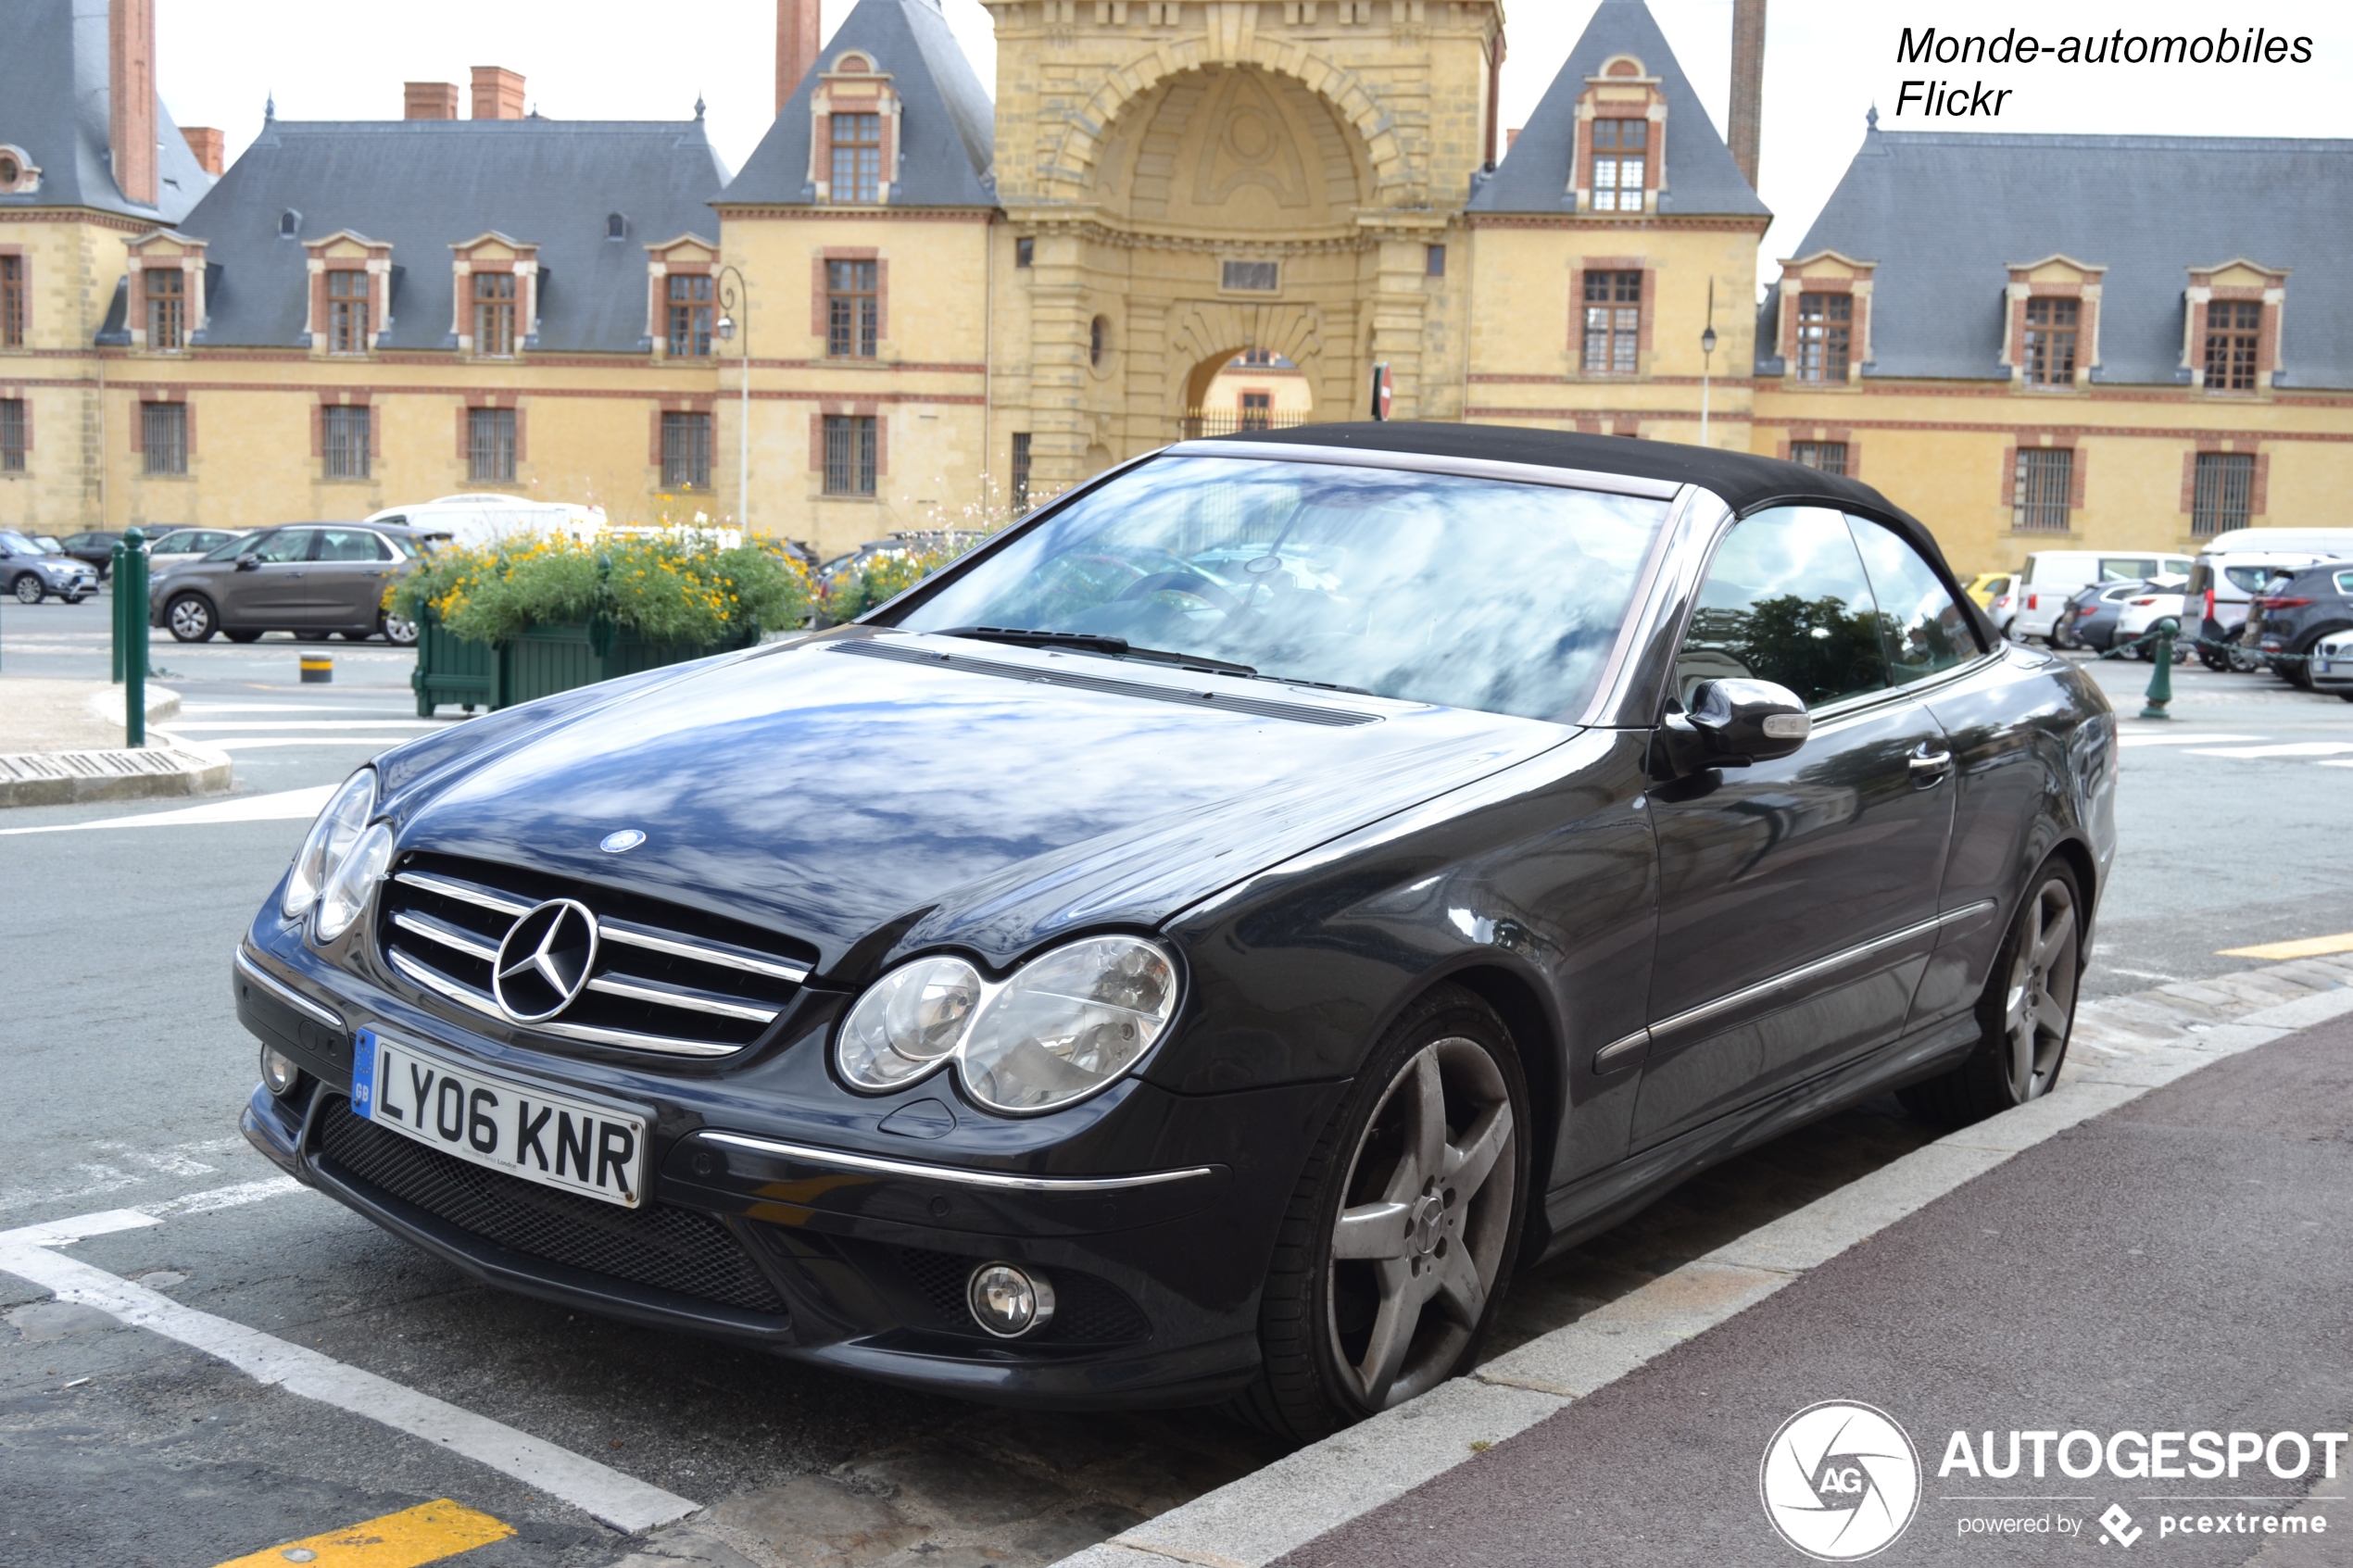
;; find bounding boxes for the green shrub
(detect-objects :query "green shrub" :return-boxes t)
[392,532,812,647]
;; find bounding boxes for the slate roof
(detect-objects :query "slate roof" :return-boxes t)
[723,0,995,207]
[1762,128,2353,388]
[1471,0,1768,219]
[0,0,215,223]
[172,118,730,352]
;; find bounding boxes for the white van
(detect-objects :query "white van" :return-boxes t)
[2006,550,2196,642]
[2183,527,2353,667]
[364,495,607,550]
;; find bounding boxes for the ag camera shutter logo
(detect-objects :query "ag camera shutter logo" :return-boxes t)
[1761,1400,1922,1561]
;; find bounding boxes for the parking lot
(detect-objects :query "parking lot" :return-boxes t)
[5,591,2352,1568]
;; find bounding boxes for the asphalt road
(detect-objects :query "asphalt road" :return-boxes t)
[3,595,2349,1567]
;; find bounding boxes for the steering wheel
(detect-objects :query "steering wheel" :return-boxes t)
[1114,571,1242,611]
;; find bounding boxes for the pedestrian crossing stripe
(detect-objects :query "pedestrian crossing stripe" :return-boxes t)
[208,1499,514,1568]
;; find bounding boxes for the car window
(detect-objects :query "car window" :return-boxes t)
[314,528,389,562]
[1850,515,1982,684]
[892,455,1669,721]
[147,531,195,551]
[247,529,315,564]
[2100,557,2158,582]
[2223,566,2273,593]
[200,533,251,561]
[0,531,34,555]
[2334,571,2353,597]
[1675,507,1887,711]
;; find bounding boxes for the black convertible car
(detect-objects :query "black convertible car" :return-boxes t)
[236,424,2115,1437]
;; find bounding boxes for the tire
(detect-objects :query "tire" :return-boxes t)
[165,593,217,642]
[1900,860,2084,1128]
[11,573,44,605]
[1234,985,1529,1442]
[2199,647,2228,672]
[64,592,89,606]
[382,612,418,647]
[294,630,333,643]
[223,629,262,644]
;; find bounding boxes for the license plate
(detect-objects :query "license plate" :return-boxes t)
[351,1028,649,1209]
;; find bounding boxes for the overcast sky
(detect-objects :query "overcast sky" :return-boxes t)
[156,0,2352,298]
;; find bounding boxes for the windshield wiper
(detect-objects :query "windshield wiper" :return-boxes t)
[935,626,1259,679]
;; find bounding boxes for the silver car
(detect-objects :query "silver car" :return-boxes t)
[0,529,99,604]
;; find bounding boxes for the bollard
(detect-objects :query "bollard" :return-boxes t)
[2138,616,2177,721]
[299,652,333,684]
[121,526,147,746]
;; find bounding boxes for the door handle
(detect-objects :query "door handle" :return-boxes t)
[1908,747,1953,783]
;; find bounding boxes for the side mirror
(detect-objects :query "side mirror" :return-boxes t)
[234,555,261,571]
[1671,678,1810,769]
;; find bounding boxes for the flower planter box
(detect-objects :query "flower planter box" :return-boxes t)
[411,603,756,717]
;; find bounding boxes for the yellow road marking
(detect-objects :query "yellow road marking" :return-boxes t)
[210,1499,514,1568]
[2218,932,2353,960]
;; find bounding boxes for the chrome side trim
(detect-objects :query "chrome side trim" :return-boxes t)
[1592,1028,1649,1071]
[699,1131,1217,1193]
[585,972,779,1023]
[234,947,346,1032]
[393,870,534,919]
[1650,912,1946,1040]
[598,918,810,985]
[1167,440,1684,500]
[1937,898,2000,933]
[536,1021,741,1059]
[391,909,500,963]
[389,947,504,1021]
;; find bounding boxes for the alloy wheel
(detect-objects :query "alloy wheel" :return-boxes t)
[168,596,214,642]
[12,574,42,605]
[2001,877,2078,1102]
[383,613,418,646]
[1326,1035,1516,1411]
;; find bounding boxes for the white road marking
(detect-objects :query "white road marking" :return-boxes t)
[179,735,424,750]
[0,784,334,835]
[165,720,446,732]
[2183,742,2353,759]
[180,703,431,714]
[2117,732,2264,748]
[141,1176,305,1217]
[0,1198,698,1534]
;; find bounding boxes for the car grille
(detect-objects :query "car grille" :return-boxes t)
[378,853,817,1059]
[893,1245,1153,1346]
[319,1098,787,1317]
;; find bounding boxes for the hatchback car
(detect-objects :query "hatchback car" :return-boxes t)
[0,529,99,603]
[151,523,442,645]
[55,529,124,580]
[145,527,253,570]
[233,425,2115,1436]
[2247,560,2353,689]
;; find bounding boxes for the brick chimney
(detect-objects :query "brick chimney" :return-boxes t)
[777,0,821,117]
[405,82,461,120]
[1728,0,1766,191]
[471,66,526,120]
[181,126,223,175]
[108,0,157,207]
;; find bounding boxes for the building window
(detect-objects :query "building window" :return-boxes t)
[1222,260,1278,292]
[473,270,517,357]
[1011,432,1032,512]
[0,256,22,348]
[2012,448,2073,533]
[1089,315,1107,369]
[667,274,713,357]
[827,260,878,358]
[143,402,188,474]
[1015,237,1034,268]
[1791,441,1847,476]
[661,410,711,489]
[2022,296,2077,386]
[1238,347,1277,366]
[1240,392,1272,430]
[2204,300,2261,391]
[1426,245,1446,277]
[326,270,368,355]
[824,414,877,495]
[1581,270,1642,375]
[2193,452,2255,536]
[1590,119,1647,212]
[469,408,517,482]
[0,397,24,470]
[1795,293,1851,383]
[146,268,185,351]
[323,405,370,479]
[831,113,882,203]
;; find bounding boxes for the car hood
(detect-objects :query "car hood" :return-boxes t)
[389,631,1573,976]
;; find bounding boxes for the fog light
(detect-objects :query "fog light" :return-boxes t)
[260,1046,302,1098]
[966,1261,1055,1339]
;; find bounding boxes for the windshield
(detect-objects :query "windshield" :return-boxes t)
[0,531,36,554]
[890,456,1668,721]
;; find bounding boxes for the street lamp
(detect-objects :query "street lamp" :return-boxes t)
[715,264,749,531]
[1699,277,1718,448]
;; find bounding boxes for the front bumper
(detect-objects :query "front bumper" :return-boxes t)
[233,927,1331,1409]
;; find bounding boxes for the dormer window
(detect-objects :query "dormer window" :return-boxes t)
[832,114,882,203]
[668,274,713,357]
[809,52,901,205]
[1590,119,1647,212]
[2183,260,2286,394]
[2204,302,2261,391]
[2022,297,2078,386]
[146,268,185,350]
[302,231,389,357]
[451,233,538,358]
[1795,294,1851,382]
[607,212,628,240]
[474,272,517,358]
[280,209,301,238]
[326,270,369,355]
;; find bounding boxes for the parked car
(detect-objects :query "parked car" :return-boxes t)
[2182,528,2353,671]
[2310,631,2353,702]
[149,522,446,645]
[146,527,254,571]
[2007,550,2196,643]
[233,425,2114,1436]
[0,529,100,603]
[2246,560,2353,689]
[1963,572,2011,609]
[2111,580,2193,659]
[2051,580,2137,652]
[366,495,606,551]
[55,529,123,580]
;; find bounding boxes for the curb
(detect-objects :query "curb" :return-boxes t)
[0,687,233,807]
[1054,955,2353,1568]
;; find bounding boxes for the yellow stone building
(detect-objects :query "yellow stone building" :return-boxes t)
[5,0,2345,577]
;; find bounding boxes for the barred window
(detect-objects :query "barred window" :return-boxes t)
[1795,293,1851,383]
[0,256,23,348]
[146,268,184,350]
[661,410,711,489]
[827,259,878,358]
[1011,432,1032,513]
[1791,441,1847,476]
[831,113,882,203]
[143,401,187,474]
[323,405,370,479]
[667,274,712,357]
[0,397,24,470]
[2192,452,2254,537]
[2022,296,2077,386]
[1581,270,1641,375]
[469,408,516,483]
[2203,301,2261,392]
[824,414,876,495]
[473,270,517,358]
[2012,448,2073,533]
[327,270,369,355]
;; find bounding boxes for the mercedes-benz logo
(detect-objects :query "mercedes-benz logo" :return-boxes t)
[491,897,601,1023]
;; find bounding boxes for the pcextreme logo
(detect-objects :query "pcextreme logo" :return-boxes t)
[1761,1400,1923,1561]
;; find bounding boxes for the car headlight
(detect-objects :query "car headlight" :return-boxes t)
[284,770,377,920]
[314,821,394,943]
[836,935,1179,1114]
